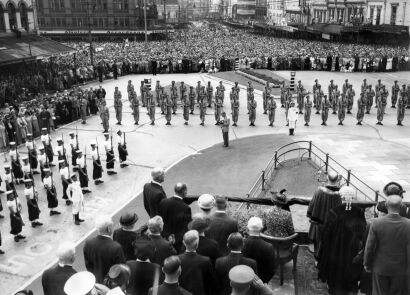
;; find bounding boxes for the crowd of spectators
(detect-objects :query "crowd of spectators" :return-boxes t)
[1,21,409,108]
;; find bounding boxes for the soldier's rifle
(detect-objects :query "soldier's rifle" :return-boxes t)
[84,146,88,181]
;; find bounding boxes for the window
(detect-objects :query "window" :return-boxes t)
[37,0,44,10]
[115,0,129,11]
[376,7,381,25]
[390,5,397,25]
[369,7,374,22]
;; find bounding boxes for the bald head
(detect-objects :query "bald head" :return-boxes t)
[387,195,402,214]
[56,241,76,265]
[95,215,114,236]
[151,167,165,183]
[183,230,199,251]
[174,183,187,197]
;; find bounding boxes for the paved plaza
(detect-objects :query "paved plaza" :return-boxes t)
[0,70,410,294]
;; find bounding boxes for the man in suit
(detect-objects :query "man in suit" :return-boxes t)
[215,232,258,295]
[83,215,125,283]
[243,217,276,284]
[113,212,139,261]
[148,215,177,266]
[148,256,192,295]
[178,230,215,295]
[143,167,166,217]
[127,238,161,295]
[42,241,77,295]
[182,217,221,266]
[208,196,238,255]
[364,195,410,295]
[159,183,192,252]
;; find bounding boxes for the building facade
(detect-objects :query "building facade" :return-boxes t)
[0,0,37,32]
[311,0,367,24]
[35,0,158,32]
[367,0,410,27]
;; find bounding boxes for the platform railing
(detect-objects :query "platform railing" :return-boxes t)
[240,141,385,211]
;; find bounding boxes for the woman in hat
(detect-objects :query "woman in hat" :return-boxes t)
[7,190,26,242]
[23,179,42,228]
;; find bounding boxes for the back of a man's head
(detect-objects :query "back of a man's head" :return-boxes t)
[247,217,263,235]
[216,196,228,211]
[174,183,187,197]
[162,256,181,283]
[151,167,165,183]
[95,215,114,236]
[387,195,403,214]
[227,232,243,251]
[56,241,76,265]
[183,230,199,251]
[148,216,164,234]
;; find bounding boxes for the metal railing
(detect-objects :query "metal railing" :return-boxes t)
[240,141,385,211]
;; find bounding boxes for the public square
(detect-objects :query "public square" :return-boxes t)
[1,69,410,294]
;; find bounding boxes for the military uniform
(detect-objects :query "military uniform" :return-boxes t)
[365,86,374,114]
[90,144,103,185]
[206,83,213,107]
[249,98,257,126]
[25,137,38,173]
[356,93,366,125]
[165,96,173,125]
[215,95,223,125]
[199,98,207,126]
[41,130,54,165]
[155,81,162,107]
[315,86,324,114]
[196,82,202,104]
[397,93,406,126]
[9,143,24,183]
[148,92,156,125]
[189,87,196,115]
[391,81,400,108]
[140,82,147,107]
[100,102,110,132]
[304,96,312,126]
[114,88,123,125]
[59,163,71,203]
[67,176,84,225]
[104,134,116,175]
[180,82,187,105]
[331,86,340,114]
[127,81,134,102]
[376,87,388,125]
[182,96,190,125]
[268,98,276,127]
[321,96,330,125]
[296,81,304,114]
[43,169,60,214]
[217,82,225,102]
[232,96,240,126]
[130,89,139,125]
[221,115,230,147]
[170,82,178,113]
[77,152,90,193]
[338,94,347,125]
[117,132,128,167]
[263,87,270,115]
[313,80,320,108]
[280,84,287,108]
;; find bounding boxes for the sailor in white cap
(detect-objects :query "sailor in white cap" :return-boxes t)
[68,131,78,171]
[197,194,215,217]
[64,271,97,295]
[67,174,84,225]
[21,156,32,181]
[43,168,61,216]
[23,179,42,228]
[3,164,14,191]
[25,133,40,174]
[103,132,117,175]
[90,143,104,185]
[59,159,72,205]
[55,137,67,167]
[38,146,47,182]
[77,150,91,194]
[116,130,128,168]
[41,128,55,167]
[7,189,26,242]
[9,141,25,184]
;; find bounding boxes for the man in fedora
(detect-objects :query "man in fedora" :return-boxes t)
[113,212,139,260]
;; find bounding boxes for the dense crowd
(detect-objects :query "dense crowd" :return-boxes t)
[0,85,106,150]
[10,169,410,295]
[1,22,409,108]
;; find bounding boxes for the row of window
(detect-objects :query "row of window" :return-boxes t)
[38,17,132,28]
[37,0,130,11]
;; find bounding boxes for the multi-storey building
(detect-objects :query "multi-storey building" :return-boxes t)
[0,0,37,33]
